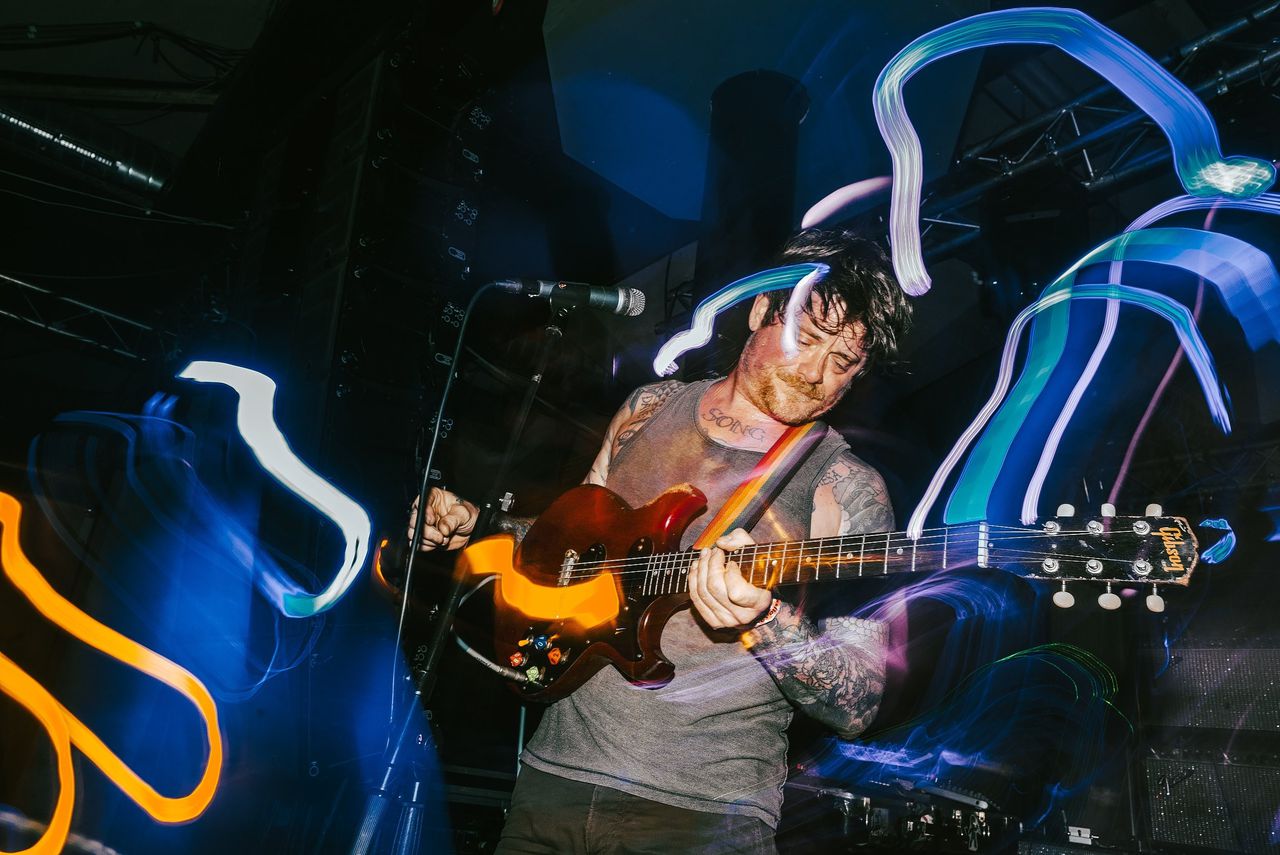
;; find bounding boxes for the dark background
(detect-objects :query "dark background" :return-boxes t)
[2,1,1280,852]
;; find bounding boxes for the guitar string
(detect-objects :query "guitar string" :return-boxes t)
[555,525,1175,578]
[557,525,1132,576]
[572,550,1169,587]
[559,534,1178,584]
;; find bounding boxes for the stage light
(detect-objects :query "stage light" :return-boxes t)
[0,492,222,835]
[652,263,827,376]
[873,7,1274,296]
[178,361,373,617]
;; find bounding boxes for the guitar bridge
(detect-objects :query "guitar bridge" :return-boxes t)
[558,549,579,587]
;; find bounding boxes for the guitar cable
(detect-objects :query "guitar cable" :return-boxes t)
[452,577,530,684]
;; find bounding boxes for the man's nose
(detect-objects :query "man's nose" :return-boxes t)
[796,356,825,385]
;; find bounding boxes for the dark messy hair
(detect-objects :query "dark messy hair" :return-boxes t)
[761,228,912,372]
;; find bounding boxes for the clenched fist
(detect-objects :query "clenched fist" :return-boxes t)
[408,487,479,552]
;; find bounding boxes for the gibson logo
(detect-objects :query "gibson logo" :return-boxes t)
[1157,526,1185,570]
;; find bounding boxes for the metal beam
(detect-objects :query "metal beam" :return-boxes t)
[958,0,1280,165]
[0,72,220,107]
[0,273,179,361]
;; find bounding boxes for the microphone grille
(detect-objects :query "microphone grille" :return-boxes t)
[624,288,646,317]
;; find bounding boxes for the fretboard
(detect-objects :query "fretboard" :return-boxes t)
[638,523,985,597]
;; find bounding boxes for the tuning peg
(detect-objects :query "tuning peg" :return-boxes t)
[1056,503,1075,517]
[1100,503,1116,518]
[1145,503,1164,517]
[1097,582,1121,611]
[1146,585,1165,613]
[1052,582,1075,609]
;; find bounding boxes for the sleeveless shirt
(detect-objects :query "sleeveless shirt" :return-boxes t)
[522,379,853,826]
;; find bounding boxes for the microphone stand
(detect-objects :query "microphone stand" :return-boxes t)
[349,286,571,855]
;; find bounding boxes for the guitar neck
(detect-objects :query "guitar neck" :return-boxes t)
[640,523,987,596]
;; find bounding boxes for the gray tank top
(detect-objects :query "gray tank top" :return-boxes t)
[522,379,849,826]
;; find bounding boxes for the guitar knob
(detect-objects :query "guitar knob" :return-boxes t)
[1146,585,1165,613]
[1098,583,1121,611]
[547,648,564,665]
[1052,583,1075,609]
[509,651,526,667]
[532,635,550,651]
[525,665,543,683]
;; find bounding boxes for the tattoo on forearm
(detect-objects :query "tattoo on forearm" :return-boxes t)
[702,407,767,441]
[495,513,535,544]
[748,606,887,739]
[614,380,680,456]
[824,455,894,535]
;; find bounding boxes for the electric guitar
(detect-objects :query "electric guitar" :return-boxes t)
[454,483,1198,702]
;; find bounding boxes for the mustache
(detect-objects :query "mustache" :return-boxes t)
[775,370,823,400]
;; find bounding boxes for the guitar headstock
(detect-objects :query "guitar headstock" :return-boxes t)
[988,503,1198,612]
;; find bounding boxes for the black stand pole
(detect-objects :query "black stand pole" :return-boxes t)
[349,299,569,855]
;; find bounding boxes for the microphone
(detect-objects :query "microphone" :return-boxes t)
[494,278,646,317]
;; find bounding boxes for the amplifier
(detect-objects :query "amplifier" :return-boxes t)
[1144,753,1280,853]
[1147,647,1280,732]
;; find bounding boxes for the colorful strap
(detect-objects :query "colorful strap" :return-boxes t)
[692,421,827,549]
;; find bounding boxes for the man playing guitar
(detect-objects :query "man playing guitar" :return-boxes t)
[412,228,913,854]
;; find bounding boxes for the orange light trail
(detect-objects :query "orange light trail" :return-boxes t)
[0,491,222,852]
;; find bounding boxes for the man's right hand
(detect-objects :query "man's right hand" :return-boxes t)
[408,488,479,551]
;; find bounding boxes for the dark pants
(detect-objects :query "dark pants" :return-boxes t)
[495,765,778,855]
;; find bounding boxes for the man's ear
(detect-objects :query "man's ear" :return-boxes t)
[748,293,770,332]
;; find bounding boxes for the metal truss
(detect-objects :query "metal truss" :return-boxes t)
[904,0,1280,259]
[0,272,179,361]
[1122,437,1280,501]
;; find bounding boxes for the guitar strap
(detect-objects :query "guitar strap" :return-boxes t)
[691,420,828,549]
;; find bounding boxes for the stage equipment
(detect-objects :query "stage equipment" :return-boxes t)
[780,772,1019,853]
[1148,646,1280,733]
[493,278,646,317]
[873,7,1274,295]
[452,485,1196,701]
[1143,749,1280,854]
[0,272,181,362]
[178,361,374,617]
[354,280,585,855]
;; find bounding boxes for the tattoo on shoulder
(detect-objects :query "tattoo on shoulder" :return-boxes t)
[823,453,894,535]
[614,380,681,456]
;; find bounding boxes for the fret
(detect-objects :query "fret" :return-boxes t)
[835,536,843,580]
[910,536,917,572]
[882,531,891,575]
[813,540,821,582]
[942,526,948,571]
[858,533,866,576]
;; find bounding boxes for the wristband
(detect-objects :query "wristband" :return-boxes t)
[754,597,782,627]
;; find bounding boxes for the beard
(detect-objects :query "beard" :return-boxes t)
[754,372,827,425]
[742,348,832,425]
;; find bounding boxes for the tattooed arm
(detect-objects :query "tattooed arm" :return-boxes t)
[743,452,893,739]
[583,379,682,486]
